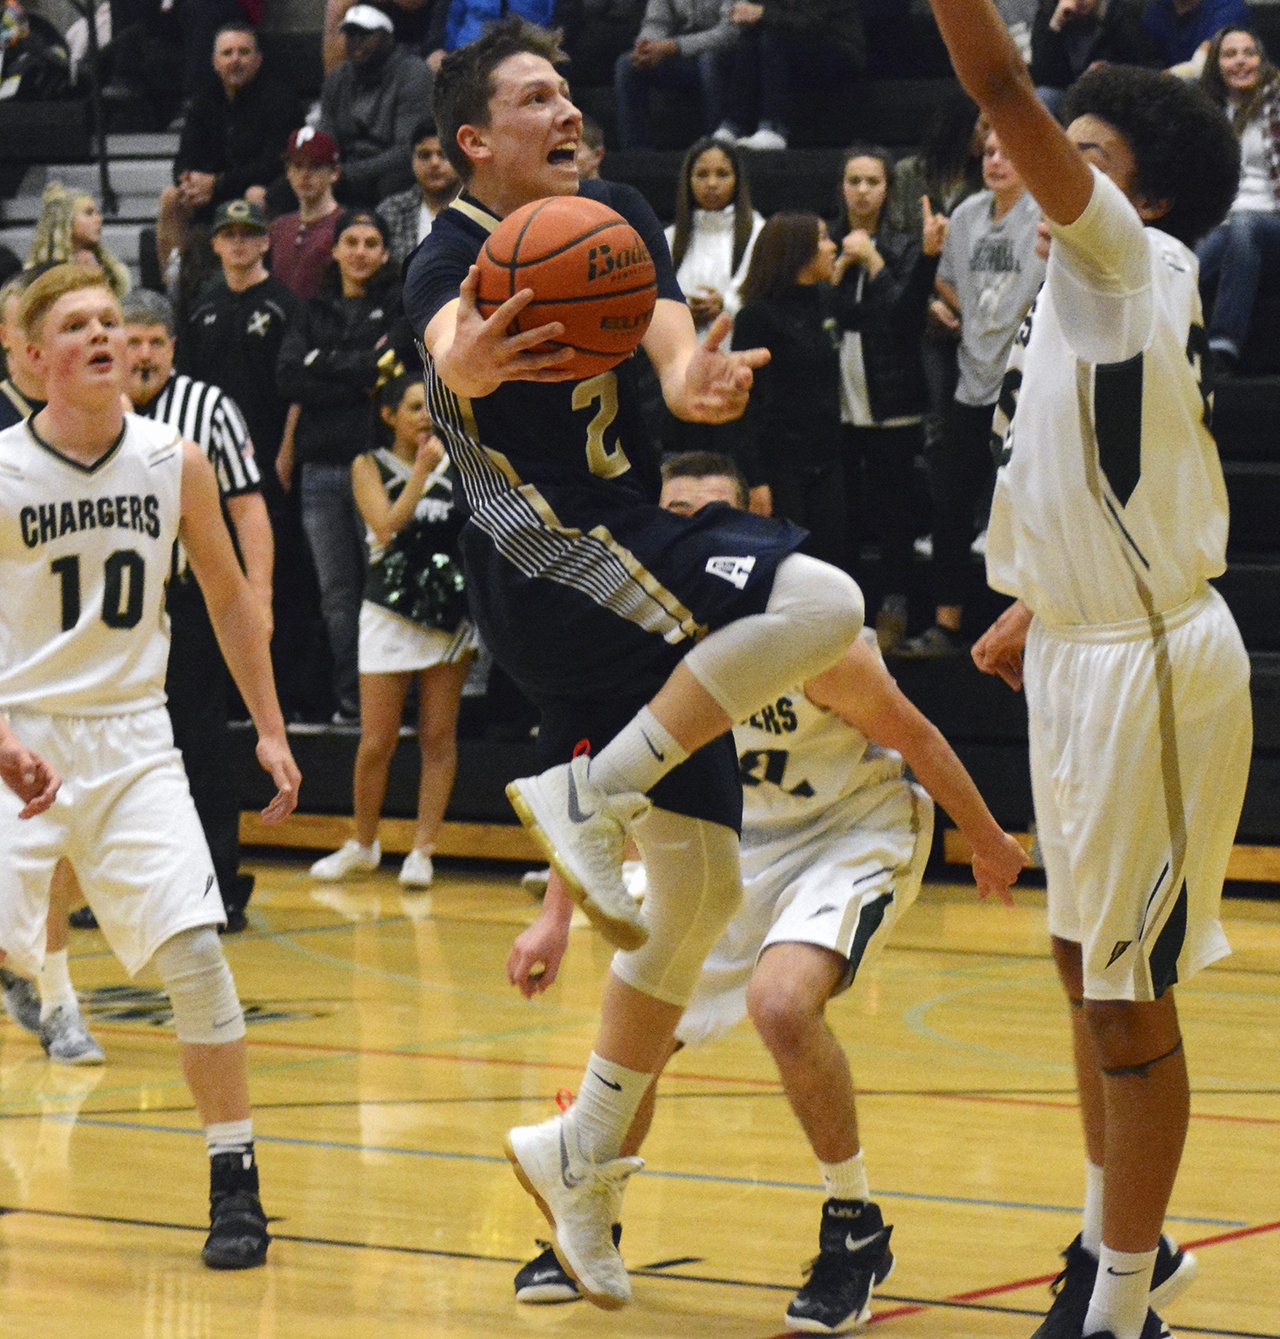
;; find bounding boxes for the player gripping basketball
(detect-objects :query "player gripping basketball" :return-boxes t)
[404,17,866,1309]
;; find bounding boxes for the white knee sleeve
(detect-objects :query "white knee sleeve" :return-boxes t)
[610,809,742,1007]
[150,926,245,1044]
[682,554,864,723]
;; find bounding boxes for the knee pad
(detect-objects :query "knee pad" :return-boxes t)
[611,811,742,1007]
[149,926,245,1044]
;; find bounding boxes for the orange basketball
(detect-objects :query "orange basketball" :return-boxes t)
[475,195,658,380]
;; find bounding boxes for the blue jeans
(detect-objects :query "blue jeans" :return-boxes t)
[1196,209,1280,356]
[299,461,365,713]
[613,47,731,149]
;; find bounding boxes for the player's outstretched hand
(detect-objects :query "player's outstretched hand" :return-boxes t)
[972,599,1034,691]
[0,726,60,819]
[255,735,301,825]
[972,831,1031,906]
[441,265,575,396]
[682,312,770,423]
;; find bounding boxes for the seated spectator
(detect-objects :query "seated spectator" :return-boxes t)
[319,4,434,206]
[378,115,461,269]
[277,209,409,723]
[830,146,946,651]
[1030,0,1157,119]
[1142,0,1248,73]
[27,183,130,297]
[324,0,439,72]
[155,21,295,279]
[897,130,1044,659]
[732,213,848,567]
[269,129,345,303]
[309,372,475,889]
[558,0,647,85]
[613,0,735,149]
[1196,25,1280,370]
[576,113,606,178]
[720,0,865,151]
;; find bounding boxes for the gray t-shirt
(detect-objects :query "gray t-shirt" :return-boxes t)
[939,188,1045,406]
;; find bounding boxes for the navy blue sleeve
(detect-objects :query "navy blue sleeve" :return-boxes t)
[403,220,479,339]
[585,179,685,304]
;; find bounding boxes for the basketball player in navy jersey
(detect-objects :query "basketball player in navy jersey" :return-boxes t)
[404,17,867,1308]
[927,2,1248,1336]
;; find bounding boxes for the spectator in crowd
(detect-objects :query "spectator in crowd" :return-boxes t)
[26,184,130,298]
[319,4,434,207]
[612,0,735,149]
[576,112,606,178]
[830,147,947,651]
[732,212,848,566]
[269,129,346,303]
[378,115,461,268]
[889,88,986,234]
[155,22,296,281]
[1142,0,1248,71]
[1196,25,1280,370]
[558,0,648,85]
[897,130,1045,658]
[310,372,475,887]
[324,0,438,72]
[720,0,865,150]
[1030,0,1157,118]
[122,287,272,932]
[277,208,409,723]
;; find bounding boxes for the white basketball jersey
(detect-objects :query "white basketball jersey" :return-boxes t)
[0,414,183,715]
[735,650,907,851]
[986,170,1228,626]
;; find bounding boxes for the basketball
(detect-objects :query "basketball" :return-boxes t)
[475,195,658,380]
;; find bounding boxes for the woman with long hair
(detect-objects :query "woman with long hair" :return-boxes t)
[1197,24,1280,369]
[731,211,848,567]
[277,207,408,722]
[310,372,475,887]
[830,145,947,651]
[26,182,130,297]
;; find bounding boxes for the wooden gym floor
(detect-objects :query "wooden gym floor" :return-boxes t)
[0,857,1276,1339]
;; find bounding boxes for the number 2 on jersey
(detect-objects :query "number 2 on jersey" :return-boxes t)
[572,372,631,480]
[51,550,146,632]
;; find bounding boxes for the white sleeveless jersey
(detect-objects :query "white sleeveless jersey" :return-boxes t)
[986,170,1228,626]
[0,414,184,716]
[735,648,907,851]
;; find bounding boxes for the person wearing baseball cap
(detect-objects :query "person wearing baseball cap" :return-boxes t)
[318,4,432,205]
[270,129,345,301]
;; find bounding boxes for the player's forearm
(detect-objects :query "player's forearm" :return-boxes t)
[897,716,1008,858]
[926,0,1032,110]
[227,493,274,612]
[206,588,288,742]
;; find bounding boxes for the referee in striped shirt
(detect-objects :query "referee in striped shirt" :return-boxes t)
[121,288,274,932]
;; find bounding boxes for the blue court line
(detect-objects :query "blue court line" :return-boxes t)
[51,1114,1246,1228]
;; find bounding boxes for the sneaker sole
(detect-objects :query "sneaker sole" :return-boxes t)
[514,1281,582,1304]
[505,782,648,952]
[502,1132,626,1312]
[1151,1249,1197,1310]
[784,1253,894,1334]
[47,1048,105,1066]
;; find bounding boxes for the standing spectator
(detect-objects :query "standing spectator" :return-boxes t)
[155,22,296,280]
[277,209,407,723]
[324,0,439,72]
[830,147,947,651]
[1030,0,1157,119]
[319,5,434,207]
[897,130,1045,658]
[378,115,462,269]
[720,0,865,150]
[1141,0,1248,70]
[612,0,735,149]
[309,373,476,887]
[558,0,648,85]
[732,212,849,568]
[122,287,273,931]
[27,184,130,298]
[269,129,345,303]
[1196,25,1280,370]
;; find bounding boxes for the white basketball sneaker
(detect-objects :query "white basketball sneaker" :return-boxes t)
[506,756,650,950]
[309,840,381,881]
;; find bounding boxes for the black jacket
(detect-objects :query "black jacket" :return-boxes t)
[1029,0,1158,90]
[174,70,298,203]
[276,276,409,469]
[830,220,938,424]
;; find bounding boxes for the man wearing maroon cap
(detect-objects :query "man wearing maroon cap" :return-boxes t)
[269,128,344,302]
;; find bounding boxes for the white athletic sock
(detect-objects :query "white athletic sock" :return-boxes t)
[1084,1244,1157,1339]
[205,1118,255,1160]
[821,1151,869,1203]
[38,949,77,1021]
[563,1052,652,1165]
[1082,1160,1104,1256]
[589,707,688,798]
